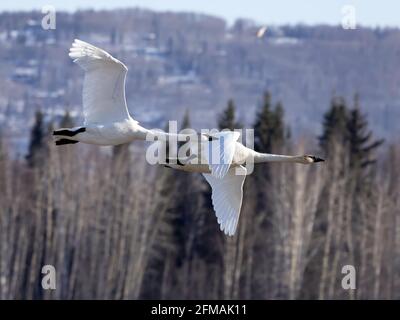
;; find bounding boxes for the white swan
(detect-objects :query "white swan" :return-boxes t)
[53,39,184,146]
[164,131,324,236]
[54,39,324,236]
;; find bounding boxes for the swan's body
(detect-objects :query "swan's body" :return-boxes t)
[69,120,145,145]
[54,39,184,146]
[54,39,324,236]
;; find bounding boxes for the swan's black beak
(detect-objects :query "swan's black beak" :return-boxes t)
[313,157,325,163]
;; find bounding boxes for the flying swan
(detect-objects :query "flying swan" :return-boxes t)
[54,39,325,236]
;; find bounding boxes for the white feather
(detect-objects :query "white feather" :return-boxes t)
[205,131,240,179]
[202,165,247,236]
[69,39,133,125]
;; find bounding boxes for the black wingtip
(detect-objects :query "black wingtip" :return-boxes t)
[53,127,86,137]
[55,139,79,146]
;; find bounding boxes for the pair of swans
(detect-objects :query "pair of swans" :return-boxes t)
[54,39,324,236]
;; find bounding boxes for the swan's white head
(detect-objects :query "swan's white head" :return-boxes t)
[299,155,325,164]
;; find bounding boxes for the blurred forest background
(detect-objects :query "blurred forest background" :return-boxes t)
[0,9,400,299]
[1,92,399,299]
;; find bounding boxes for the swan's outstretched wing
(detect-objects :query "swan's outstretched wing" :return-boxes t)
[202,165,247,236]
[205,131,240,179]
[69,39,134,125]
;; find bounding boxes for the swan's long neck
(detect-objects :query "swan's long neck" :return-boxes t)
[128,125,182,141]
[252,151,301,164]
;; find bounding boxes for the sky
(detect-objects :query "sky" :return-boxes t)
[0,0,399,27]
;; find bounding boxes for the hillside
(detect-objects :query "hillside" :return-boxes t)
[0,9,399,151]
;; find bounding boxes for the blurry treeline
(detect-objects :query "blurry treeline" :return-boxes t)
[2,9,400,143]
[0,92,399,300]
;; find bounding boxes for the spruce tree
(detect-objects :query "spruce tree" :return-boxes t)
[143,112,216,298]
[319,96,348,154]
[347,95,384,170]
[252,91,287,214]
[170,111,220,266]
[270,101,285,151]
[254,91,273,152]
[26,110,45,168]
[218,99,241,130]
[59,111,74,128]
[253,91,285,152]
[319,94,383,170]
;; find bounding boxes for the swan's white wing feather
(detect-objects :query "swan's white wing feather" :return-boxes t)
[202,165,246,236]
[205,131,240,179]
[69,39,133,125]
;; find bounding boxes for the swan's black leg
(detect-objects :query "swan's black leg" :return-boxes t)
[55,139,79,146]
[165,158,184,166]
[53,127,86,137]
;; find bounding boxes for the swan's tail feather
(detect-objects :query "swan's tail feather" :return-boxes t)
[55,139,79,146]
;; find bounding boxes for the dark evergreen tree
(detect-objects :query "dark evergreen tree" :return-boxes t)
[59,111,74,129]
[26,110,45,168]
[254,91,274,153]
[319,96,349,154]
[170,111,221,268]
[142,112,221,299]
[319,94,383,171]
[347,94,384,170]
[270,101,285,151]
[218,99,241,130]
[254,91,285,153]
[251,91,288,251]
[311,94,384,300]
[251,92,288,298]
